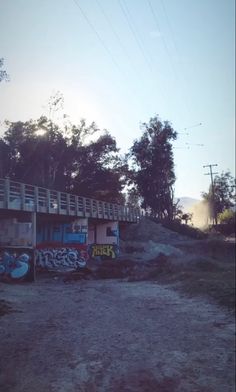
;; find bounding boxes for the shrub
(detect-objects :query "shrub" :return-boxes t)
[218,209,235,225]
[216,209,235,235]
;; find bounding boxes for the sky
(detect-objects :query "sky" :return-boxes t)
[0,0,235,199]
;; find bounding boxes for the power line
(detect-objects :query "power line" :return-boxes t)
[118,0,153,72]
[118,0,169,107]
[173,146,190,150]
[147,0,174,71]
[96,0,135,71]
[73,0,122,73]
[147,0,190,117]
[186,142,204,147]
[179,123,202,132]
[159,0,180,60]
[72,0,149,120]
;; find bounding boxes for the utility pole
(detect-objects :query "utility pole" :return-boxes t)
[203,164,218,225]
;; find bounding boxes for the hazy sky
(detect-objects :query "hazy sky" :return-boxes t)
[0,0,235,199]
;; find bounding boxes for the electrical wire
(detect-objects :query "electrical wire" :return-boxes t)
[96,0,135,71]
[72,0,150,121]
[147,0,190,117]
[118,0,153,72]
[179,123,202,132]
[73,0,122,73]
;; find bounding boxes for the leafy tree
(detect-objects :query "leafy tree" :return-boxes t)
[0,139,11,177]
[0,116,125,202]
[70,123,125,202]
[0,58,9,82]
[2,117,70,189]
[128,115,177,219]
[202,171,236,221]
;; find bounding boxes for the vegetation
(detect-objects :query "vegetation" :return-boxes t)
[202,171,236,222]
[0,108,179,210]
[1,73,234,218]
[128,115,177,219]
[216,209,236,235]
[218,209,235,225]
[0,116,126,202]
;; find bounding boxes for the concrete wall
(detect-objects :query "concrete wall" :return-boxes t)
[35,218,88,271]
[37,218,88,246]
[0,218,33,247]
[0,215,121,278]
[88,222,119,245]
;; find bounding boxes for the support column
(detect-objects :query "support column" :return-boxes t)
[30,211,37,281]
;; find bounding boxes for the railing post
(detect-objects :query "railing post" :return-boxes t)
[96,200,99,218]
[31,211,37,282]
[112,204,115,220]
[34,186,38,212]
[75,195,79,216]
[46,189,50,213]
[4,177,10,209]
[66,193,70,215]
[20,183,25,210]
[57,191,61,214]
[102,202,106,219]
[82,197,86,217]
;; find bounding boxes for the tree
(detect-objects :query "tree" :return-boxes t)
[0,58,9,82]
[202,171,236,221]
[181,212,193,225]
[69,123,125,202]
[0,116,126,202]
[2,117,71,189]
[129,115,177,219]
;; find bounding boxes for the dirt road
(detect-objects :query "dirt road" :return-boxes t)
[0,277,234,392]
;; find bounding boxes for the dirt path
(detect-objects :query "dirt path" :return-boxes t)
[0,278,235,392]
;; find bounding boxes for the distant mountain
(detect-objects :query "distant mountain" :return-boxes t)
[175,197,200,212]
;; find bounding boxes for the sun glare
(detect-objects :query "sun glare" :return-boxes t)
[35,129,46,136]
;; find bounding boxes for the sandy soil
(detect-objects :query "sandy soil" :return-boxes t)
[0,277,235,392]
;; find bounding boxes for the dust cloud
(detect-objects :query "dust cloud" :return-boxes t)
[189,201,211,229]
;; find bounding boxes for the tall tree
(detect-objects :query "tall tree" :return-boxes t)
[0,117,125,202]
[2,117,70,189]
[70,122,125,202]
[129,115,177,219]
[202,171,236,220]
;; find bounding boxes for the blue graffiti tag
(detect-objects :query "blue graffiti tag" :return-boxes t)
[0,252,30,280]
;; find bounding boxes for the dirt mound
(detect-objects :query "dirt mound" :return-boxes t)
[120,239,183,261]
[119,218,190,262]
[121,218,192,245]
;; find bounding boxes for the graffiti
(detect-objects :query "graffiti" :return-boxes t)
[36,248,87,270]
[88,244,119,259]
[0,251,30,281]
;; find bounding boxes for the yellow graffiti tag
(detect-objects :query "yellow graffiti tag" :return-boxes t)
[91,245,116,258]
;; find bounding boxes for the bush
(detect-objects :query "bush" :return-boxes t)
[216,209,235,235]
[218,209,235,225]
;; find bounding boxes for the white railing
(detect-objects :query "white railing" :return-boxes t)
[0,178,140,222]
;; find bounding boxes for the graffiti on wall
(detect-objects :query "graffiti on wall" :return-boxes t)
[88,244,118,259]
[0,251,30,281]
[36,247,87,270]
